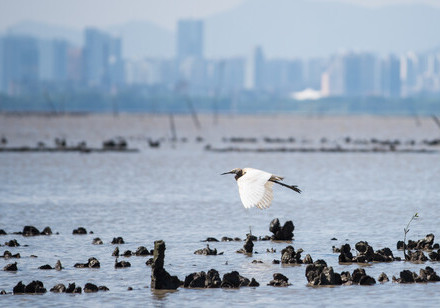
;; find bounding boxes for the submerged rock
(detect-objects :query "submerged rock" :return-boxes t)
[150,240,181,290]
[194,244,218,255]
[84,283,99,293]
[41,227,52,235]
[268,273,291,287]
[220,271,257,288]
[55,260,63,271]
[74,257,100,268]
[0,229,6,235]
[39,264,53,270]
[3,262,17,271]
[92,237,103,245]
[338,242,396,263]
[306,260,342,286]
[406,250,428,262]
[281,245,305,264]
[237,235,254,254]
[270,218,294,241]
[184,269,222,288]
[393,267,440,283]
[24,281,47,294]
[112,247,120,257]
[72,227,87,235]
[202,237,219,242]
[23,226,40,236]
[378,272,389,283]
[5,239,20,247]
[115,259,131,268]
[50,284,66,293]
[398,233,438,251]
[2,251,20,259]
[66,283,82,294]
[134,246,152,256]
[111,237,125,244]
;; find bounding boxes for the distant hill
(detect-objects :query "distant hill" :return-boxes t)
[3,0,440,59]
[205,0,440,58]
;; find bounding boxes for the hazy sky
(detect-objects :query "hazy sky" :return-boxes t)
[1,0,439,32]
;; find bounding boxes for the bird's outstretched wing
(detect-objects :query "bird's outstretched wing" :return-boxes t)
[237,168,274,209]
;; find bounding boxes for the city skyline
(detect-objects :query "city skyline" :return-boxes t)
[1,0,440,60]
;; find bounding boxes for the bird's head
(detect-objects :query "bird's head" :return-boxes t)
[221,168,242,175]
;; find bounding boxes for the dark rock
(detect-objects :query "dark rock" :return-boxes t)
[419,266,440,282]
[270,218,294,241]
[23,226,40,236]
[374,247,394,262]
[39,264,53,270]
[260,235,271,241]
[41,227,52,235]
[55,260,63,271]
[84,283,99,293]
[354,241,374,262]
[24,280,47,294]
[429,250,440,261]
[146,258,154,266]
[134,246,151,256]
[74,257,100,268]
[331,237,337,240]
[268,273,291,287]
[359,275,376,285]
[92,237,103,245]
[338,244,353,262]
[237,235,254,253]
[50,284,66,293]
[272,259,280,264]
[303,254,313,264]
[194,244,217,255]
[406,250,428,262]
[249,278,260,287]
[305,260,342,286]
[2,250,20,259]
[115,259,131,268]
[202,237,219,242]
[399,270,416,283]
[340,271,351,284]
[88,257,100,268]
[281,245,303,264]
[0,290,6,295]
[0,229,6,235]
[206,269,222,288]
[397,240,405,250]
[98,286,109,291]
[122,250,132,257]
[151,240,181,290]
[5,239,20,247]
[66,283,82,294]
[127,287,133,291]
[111,237,125,244]
[184,272,207,288]
[3,262,17,271]
[252,260,263,263]
[112,247,120,257]
[352,268,366,284]
[221,271,254,288]
[378,272,389,283]
[13,281,26,294]
[221,237,234,242]
[72,227,87,235]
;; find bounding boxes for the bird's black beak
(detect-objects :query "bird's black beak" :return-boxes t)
[221,171,233,175]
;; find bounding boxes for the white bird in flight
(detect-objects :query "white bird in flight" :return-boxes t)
[221,167,301,209]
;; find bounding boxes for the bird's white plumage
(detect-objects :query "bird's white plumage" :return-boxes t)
[237,168,275,209]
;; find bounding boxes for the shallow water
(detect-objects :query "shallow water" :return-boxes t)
[1,114,440,307]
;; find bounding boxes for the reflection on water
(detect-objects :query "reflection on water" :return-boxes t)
[0,114,439,306]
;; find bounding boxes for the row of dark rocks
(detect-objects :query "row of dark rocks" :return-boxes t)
[0,281,109,295]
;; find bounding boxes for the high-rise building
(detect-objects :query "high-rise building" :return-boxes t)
[177,20,203,60]
[39,39,68,82]
[0,35,39,94]
[253,46,265,90]
[83,28,123,87]
[381,55,401,97]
